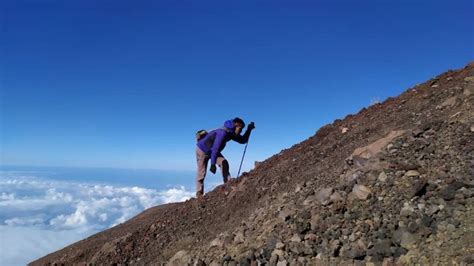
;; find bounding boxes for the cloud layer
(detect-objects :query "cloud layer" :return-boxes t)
[0,171,194,265]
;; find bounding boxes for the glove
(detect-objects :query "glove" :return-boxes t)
[210,164,217,174]
[248,122,255,130]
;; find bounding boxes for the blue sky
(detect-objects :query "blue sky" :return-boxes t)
[2,0,473,172]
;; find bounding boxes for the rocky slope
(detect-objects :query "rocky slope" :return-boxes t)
[31,63,474,265]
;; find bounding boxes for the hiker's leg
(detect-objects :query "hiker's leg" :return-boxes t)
[216,154,231,183]
[195,147,208,196]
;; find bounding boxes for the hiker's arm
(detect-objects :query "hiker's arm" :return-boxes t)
[232,127,253,144]
[210,131,225,165]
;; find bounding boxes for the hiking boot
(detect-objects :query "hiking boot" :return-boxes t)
[196,191,204,198]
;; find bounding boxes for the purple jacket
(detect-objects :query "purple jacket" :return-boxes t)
[197,120,252,165]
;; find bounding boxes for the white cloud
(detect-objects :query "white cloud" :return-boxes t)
[0,171,194,265]
[0,225,89,266]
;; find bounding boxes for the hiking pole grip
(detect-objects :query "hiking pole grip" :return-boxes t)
[237,141,249,178]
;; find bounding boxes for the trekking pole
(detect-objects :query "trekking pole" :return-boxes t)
[236,141,249,178]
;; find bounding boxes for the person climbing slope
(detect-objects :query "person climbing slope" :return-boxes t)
[195,117,255,197]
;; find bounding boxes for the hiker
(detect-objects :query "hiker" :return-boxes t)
[195,117,255,197]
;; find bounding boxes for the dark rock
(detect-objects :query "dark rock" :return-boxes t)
[462,254,474,264]
[412,129,424,138]
[265,236,278,252]
[237,257,250,266]
[288,242,311,256]
[375,229,387,239]
[345,246,366,260]
[411,179,428,198]
[330,240,342,257]
[295,219,311,234]
[399,231,417,249]
[341,228,351,236]
[260,248,272,260]
[367,239,392,261]
[407,221,419,233]
[391,246,408,257]
[195,259,206,266]
[278,209,293,222]
[223,255,232,262]
[440,185,457,200]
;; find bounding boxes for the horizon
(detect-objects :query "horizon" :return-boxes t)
[2,61,473,171]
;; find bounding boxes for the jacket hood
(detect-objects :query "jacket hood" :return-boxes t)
[224,120,235,130]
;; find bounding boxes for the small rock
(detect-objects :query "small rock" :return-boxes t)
[304,233,317,241]
[370,239,392,258]
[223,255,232,262]
[411,179,428,197]
[194,259,205,266]
[345,245,366,260]
[464,76,474,82]
[462,254,474,264]
[290,234,302,242]
[400,231,417,249]
[412,129,424,138]
[352,184,371,200]
[315,187,334,205]
[329,191,344,203]
[341,228,351,236]
[400,204,415,217]
[378,171,388,182]
[407,221,419,233]
[210,238,224,248]
[349,233,356,242]
[234,232,245,244]
[404,170,420,177]
[446,223,456,232]
[392,246,408,257]
[439,183,461,201]
[417,203,426,211]
[464,88,472,97]
[276,260,288,266]
[271,249,284,258]
[168,250,190,265]
[269,255,278,265]
[275,242,285,250]
[342,127,349,133]
[382,257,395,266]
[327,239,342,256]
[278,209,292,222]
[441,96,457,107]
[346,171,363,182]
[426,205,440,216]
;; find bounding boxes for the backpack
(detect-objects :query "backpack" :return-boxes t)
[196,126,232,142]
[196,129,208,142]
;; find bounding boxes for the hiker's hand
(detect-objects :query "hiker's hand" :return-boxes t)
[210,164,217,174]
[248,122,255,130]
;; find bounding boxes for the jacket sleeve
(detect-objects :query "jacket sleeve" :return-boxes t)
[210,130,225,165]
[232,128,252,144]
